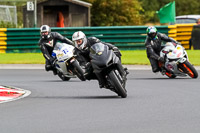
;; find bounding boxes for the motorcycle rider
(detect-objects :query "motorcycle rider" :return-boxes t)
[145,26,179,73]
[39,25,74,74]
[72,31,128,88]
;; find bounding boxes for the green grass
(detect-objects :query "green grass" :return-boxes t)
[186,50,200,66]
[121,50,149,65]
[0,50,199,65]
[0,53,45,64]
[121,50,200,66]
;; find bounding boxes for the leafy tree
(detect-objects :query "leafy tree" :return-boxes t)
[175,0,200,16]
[0,1,26,28]
[83,0,144,26]
[1,0,200,27]
[140,0,172,23]
[0,21,16,28]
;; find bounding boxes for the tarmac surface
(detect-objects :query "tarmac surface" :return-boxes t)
[0,67,200,133]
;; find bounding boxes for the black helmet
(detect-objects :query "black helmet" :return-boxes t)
[40,25,51,39]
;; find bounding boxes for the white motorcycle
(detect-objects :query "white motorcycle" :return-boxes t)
[159,42,198,78]
[52,43,85,81]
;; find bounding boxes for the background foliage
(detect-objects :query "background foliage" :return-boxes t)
[0,21,16,28]
[0,0,200,27]
[83,0,144,26]
[0,1,24,28]
[83,0,200,26]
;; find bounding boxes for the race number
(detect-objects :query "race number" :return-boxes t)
[27,2,34,11]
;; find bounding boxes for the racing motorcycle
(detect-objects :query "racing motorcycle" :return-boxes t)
[52,43,85,81]
[89,43,128,98]
[158,42,198,78]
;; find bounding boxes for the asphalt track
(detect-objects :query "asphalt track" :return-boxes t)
[0,67,200,133]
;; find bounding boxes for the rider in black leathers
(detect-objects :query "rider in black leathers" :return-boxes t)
[38,25,73,74]
[72,31,128,88]
[145,26,179,73]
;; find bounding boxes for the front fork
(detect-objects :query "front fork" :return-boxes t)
[65,57,76,74]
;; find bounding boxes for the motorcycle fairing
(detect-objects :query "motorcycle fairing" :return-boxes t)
[160,43,188,77]
[90,44,120,73]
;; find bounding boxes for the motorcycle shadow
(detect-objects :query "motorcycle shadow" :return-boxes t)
[72,95,120,99]
[41,80,83,82]
[33,95,120,99]
[130,77,192,80]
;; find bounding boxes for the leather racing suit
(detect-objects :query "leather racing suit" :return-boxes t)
[75,37,126,87]
[145,32,179,72]
[39,32,73,72]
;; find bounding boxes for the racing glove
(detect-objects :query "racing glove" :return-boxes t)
[50,58,56,67]
[158,57,165,63]
[113,47,122,56]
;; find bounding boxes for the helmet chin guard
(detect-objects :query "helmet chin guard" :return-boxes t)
[146,26,157,40]
[40,25,51,39]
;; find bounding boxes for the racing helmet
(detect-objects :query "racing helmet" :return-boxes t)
[40,25,51,39]
[146,26,158,40]
[72,31,87,50]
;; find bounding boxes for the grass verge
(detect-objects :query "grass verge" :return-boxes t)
[121,50,200,65]
[0,53,45,64]
[0,50,199,65]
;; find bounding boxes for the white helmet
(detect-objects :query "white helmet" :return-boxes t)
[40,25,51,39]
[72,31,87,50]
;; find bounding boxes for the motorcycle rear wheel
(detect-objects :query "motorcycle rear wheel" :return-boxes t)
[108,70,127,98]
[180,61,198,78]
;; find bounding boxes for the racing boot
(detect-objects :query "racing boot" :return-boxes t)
[45,64,53,71]
[52,68,57,75]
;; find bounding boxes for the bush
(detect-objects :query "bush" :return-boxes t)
[0,21,16,28]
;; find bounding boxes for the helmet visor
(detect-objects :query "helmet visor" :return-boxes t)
[75,39,83,47]
[41,31,49,36]
[149,32,156,39]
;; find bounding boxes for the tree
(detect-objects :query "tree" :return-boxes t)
[0,1,26,28]
[175,0,200,16]
[83,0,144,26]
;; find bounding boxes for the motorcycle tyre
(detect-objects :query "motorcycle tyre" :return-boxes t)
[58,71,70,81]
[108,70,127,98]
[181,61,198,78]
[71,60,85,81]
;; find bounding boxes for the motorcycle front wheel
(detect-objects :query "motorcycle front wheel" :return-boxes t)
[57,71,70,81]
[179,61,198,78]
[108,70,127,98]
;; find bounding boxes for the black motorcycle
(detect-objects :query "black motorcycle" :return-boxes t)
[89,43,128,98]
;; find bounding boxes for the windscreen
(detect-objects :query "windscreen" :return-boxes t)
[90,43,105,54]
